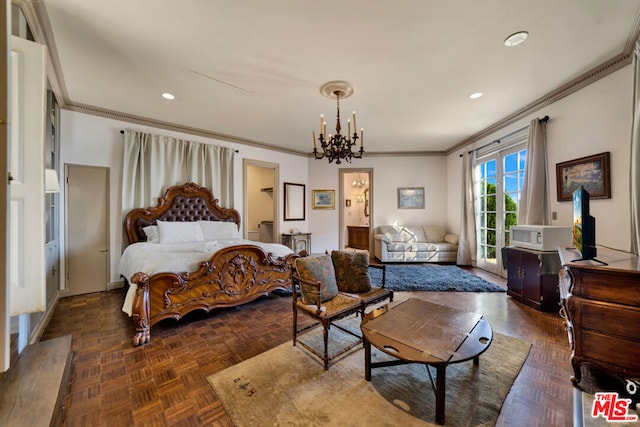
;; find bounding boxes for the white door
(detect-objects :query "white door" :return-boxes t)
[9,36,46,315]
[66,165,109,295]
[475,146,527,276]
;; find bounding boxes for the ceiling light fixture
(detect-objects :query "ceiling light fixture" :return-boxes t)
[504,31,529,47]
[469,92,484,99]
[312,81,364,164]
[161,92,176,100]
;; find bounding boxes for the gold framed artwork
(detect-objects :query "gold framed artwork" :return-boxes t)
[555,152,611,201]
[312,189,335,209]
[397,187,425,209]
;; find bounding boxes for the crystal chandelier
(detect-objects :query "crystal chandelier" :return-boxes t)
[312,81,364,164]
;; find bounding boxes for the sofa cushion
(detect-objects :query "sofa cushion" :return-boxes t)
[444,233,459,245]
[411,242,439,252]
[401,226,427,243]
[295,256,339,304]
[331,251,372,293]
[423,225,445,243]
[385,242,412,252]
[432,242,458,252]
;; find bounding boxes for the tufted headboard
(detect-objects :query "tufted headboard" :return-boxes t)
[124,182,241,244]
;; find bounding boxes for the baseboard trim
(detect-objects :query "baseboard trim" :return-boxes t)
[108,280,125,291]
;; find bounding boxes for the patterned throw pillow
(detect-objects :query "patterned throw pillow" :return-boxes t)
[331,251,372,293]
[295,256,339,304]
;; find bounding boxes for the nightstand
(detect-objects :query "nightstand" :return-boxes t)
[281,233,311,254]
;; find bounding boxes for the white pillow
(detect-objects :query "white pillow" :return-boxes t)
[142,225,159,243]
[157,220,204,244]
[199,221,241,240]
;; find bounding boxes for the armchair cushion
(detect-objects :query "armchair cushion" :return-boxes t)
[295,255,339,305]
[331,251,372,293]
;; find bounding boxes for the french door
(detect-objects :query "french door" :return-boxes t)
[475,146,526,276]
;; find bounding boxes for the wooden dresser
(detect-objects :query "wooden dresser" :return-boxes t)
[347,226,369,250]
[558,247,640,394]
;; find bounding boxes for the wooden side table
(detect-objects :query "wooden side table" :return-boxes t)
[281,233,311,254]
[361,298,493,425]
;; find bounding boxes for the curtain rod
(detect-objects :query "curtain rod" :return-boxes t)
[120,129,239,153]
[459,115,549,157]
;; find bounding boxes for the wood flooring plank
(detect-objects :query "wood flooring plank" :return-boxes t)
[39,269,577,426]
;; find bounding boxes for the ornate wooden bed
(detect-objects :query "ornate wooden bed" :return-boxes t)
[123,182,301,346]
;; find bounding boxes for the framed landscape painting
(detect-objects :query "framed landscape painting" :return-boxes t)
[312,189,335,209]
[397,187,425,209]
[555,152,611,201]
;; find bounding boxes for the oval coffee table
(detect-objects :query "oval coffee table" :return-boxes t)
[361,298,493,425]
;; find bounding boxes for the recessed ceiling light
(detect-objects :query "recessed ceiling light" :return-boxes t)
[469,92,483,99]
[504,31,529,47]
[161,92,175,100]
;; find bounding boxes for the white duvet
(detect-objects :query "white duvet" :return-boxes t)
[120,239,294,316]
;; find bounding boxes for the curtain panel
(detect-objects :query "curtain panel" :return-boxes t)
[457,151,477,265]
[122,130,235,218]
[518,118,550,225]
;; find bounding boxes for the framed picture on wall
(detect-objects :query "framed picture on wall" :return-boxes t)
[312,189,335,209]
[397,187,425,209]
[555,152,611,201]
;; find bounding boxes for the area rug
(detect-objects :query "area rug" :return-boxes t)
[369,264,506,292]
[208,316,530,426]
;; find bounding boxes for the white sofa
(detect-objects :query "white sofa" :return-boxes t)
[373,225,459,263]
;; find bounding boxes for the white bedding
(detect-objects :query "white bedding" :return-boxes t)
[120,239,294,316]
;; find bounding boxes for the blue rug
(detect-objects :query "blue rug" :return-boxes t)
[369,264,506,292]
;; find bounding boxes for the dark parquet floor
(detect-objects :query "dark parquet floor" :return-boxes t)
[41,268,574,426]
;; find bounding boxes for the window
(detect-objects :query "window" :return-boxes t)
[475,145,527,275]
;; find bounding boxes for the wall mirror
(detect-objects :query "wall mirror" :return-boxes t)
[284,182,305,221]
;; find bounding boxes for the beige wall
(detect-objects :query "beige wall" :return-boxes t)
[447,64,634,252]
[59,110,308,284]
[58,62,635,277]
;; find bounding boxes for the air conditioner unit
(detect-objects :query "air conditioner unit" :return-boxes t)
[510,225,572,251]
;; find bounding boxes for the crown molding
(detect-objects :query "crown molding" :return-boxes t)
[446,51,632,155]
[66,101,310,157]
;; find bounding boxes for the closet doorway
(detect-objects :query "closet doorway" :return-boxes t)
[65,165,110,296]
[339,168,373,251]
[243,160,279,242]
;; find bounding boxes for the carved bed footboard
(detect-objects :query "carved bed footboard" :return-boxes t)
[130,245,299,346]
[123,182,303,346]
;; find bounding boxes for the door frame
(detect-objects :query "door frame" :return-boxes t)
[339,168,373,251]
[242,159,279,241]
[62,164,110,295]
[474,144,526,277]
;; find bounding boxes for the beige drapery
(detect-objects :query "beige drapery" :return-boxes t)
[121,130,235,217]
[518,118,550,225]
[631,42,640,255]
[457,151,477,265]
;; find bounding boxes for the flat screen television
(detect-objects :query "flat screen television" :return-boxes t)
[572,186,598,261]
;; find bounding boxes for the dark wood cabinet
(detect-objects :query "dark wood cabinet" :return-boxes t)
[505,247,561,312]
[558,247,640,393]
[347,226,369,250]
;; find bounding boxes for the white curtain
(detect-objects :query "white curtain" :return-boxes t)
[457,151,477,265]
[518,118,550,225]
[122,130,235,216]
[631,42,640,255]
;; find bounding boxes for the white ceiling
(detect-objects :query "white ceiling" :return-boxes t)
[39,0,640,155]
